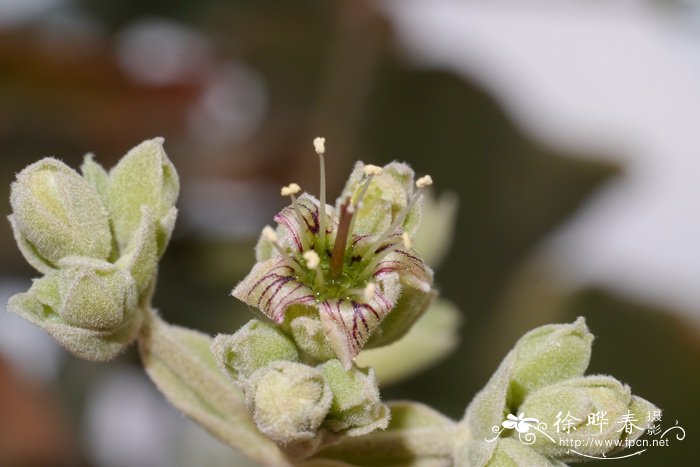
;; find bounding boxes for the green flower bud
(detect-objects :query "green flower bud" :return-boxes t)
[289,315,336,362]
[509,317,593,408]
[319,359,390,436]
[212,320,299,385]
[517,375,657,461]
[8,270,142,361]
[245,361,332,450]
[57,256,137,330]
[107,138,179,255]
[9,158,112,273]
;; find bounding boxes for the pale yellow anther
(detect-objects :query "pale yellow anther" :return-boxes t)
[401,232,412,250]
[281,183,301,197]
[303,250,320,269]
[313,137,326,155]
[416,175,433,188]
[363,164,383,177]
[262,225,278,243]
[363,282,376,302]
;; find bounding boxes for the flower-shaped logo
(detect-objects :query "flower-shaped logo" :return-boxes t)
[502,413,539,434]
[232,138,434,369]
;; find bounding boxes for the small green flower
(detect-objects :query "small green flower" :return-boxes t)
[232,138,434,369]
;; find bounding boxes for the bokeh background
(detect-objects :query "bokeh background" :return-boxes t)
[1,0,698,465]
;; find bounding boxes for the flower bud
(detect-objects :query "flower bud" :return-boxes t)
[9,158,112,273]
[245,361,332,448]
[212,320,299,385]
[289,315,336,362]
[509,317,593,408]
[8,269,142,361]
[517,375,657,460]
[319,359,390,436]
[107,138,179,255]
[57,256,137,330]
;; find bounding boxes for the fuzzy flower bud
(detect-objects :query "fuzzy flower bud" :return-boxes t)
[517,375,659,461]
[508,317,594,407]
[245,361,332,449]
[319,359,390,436]
[9,158,112,273]
[212,320,300,385]
[57,256,137,330]
[107,138,179,256]
[7,261,142,361]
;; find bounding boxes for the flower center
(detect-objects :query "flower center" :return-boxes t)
[273,138,432,302]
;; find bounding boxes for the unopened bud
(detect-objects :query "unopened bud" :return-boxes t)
[246,361,332,447]
[212,320,299,385]
[319,359,389,436]
[107,138,179,254]
[10,158,112,273]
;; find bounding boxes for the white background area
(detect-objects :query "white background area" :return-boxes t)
[383,0,700,324]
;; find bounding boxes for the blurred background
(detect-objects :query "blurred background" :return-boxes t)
[1,0,698,465]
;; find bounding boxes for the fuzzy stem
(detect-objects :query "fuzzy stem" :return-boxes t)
[138,308,290,466]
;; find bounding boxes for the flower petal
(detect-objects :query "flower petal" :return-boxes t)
[231,258,316,322]
[356,233,433,293]
[318,276,397,369]
[274,193,336,254]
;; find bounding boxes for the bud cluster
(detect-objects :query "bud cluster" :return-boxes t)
[8,139,179,360]
[212,319,389,458]
[457,318,660,465]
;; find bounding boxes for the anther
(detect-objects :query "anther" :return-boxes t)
[303,249,325,289]
[313,137,326,155]
[416,175,433,188]
[281,183,301,197]
[303,250,320,270]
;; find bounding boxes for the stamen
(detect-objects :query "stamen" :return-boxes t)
[314,137,328,255]
[345,163,381,251]
[357,240,403,282]
[303,250,325,289]
[281,182,309,251]
[262,225,303,275]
